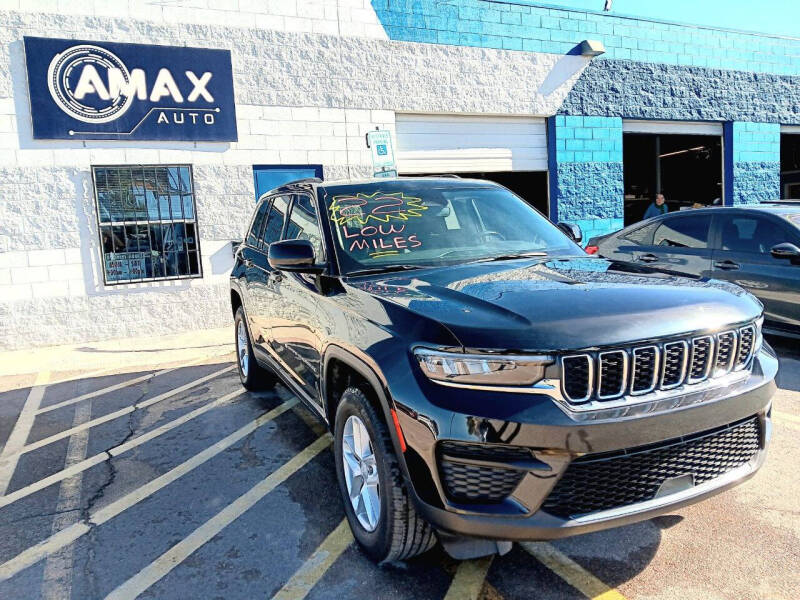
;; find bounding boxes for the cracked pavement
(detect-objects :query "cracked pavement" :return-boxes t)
[0,341,797,600]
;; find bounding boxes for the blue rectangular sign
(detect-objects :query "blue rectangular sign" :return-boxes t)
[23,36,238,142]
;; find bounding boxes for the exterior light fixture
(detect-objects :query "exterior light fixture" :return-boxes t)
[579,40,606,57]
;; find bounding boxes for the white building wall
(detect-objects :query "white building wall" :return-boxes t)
[0,0,589,350]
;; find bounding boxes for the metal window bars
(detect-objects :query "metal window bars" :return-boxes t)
[92,165,203,285]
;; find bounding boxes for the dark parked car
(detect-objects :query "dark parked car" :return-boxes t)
[230,178,777,562]
[587,205,800,337]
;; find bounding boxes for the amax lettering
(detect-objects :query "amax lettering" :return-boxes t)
[65,65,215,125]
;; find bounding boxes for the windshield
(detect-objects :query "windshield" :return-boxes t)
[321,181,582,275]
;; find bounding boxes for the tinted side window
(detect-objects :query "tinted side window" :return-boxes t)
[246,200,270,247]
[621,220,659,245]
[261,195,290,247]
[720,215,792,253]
[654,215,711,249]
[285,194,324,258]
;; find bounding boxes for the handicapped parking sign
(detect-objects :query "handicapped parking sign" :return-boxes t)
[366,129,396,176]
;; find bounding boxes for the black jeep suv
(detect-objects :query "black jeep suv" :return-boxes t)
[230,177,777,562]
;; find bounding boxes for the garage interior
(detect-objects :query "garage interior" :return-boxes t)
[781,133,800,199]
[402,171,549,215]
[623,133,723,225]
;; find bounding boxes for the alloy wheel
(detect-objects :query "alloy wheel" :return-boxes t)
[341,415,381,531]
[237,319,249,377]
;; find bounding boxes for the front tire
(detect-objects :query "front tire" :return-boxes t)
[334,386,436,563]
[234,307,275,391]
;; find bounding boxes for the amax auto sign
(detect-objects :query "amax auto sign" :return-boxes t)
[23,36,238,141]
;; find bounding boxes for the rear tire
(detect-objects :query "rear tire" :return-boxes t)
[234,307,275,391]
[334,386,436,563]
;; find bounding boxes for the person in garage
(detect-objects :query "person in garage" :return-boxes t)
[643,193,669,220]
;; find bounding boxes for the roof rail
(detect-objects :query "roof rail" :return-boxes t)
[425,173,461,178]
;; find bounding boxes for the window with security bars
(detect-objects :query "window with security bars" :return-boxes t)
[92,165,202,284]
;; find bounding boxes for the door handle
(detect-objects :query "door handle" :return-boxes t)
[243,258,253,268]
[714,260,740,270]
[638,253,659,263]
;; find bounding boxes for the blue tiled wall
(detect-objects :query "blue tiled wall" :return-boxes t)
[723,122,781,205]
[371,1,797,230]
[547,116,624,240]
[371,0,800,75]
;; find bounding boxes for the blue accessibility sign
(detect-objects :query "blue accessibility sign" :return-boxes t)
[23,36,238,141]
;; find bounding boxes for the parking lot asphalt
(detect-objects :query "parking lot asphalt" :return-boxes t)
[0,337,797,600]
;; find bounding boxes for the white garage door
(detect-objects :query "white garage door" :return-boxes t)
[395,114,548,173]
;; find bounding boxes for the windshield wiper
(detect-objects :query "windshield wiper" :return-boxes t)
[346,264,426,277]
[472,252,548,263]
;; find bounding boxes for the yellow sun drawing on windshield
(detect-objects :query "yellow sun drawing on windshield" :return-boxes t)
[329,191,428,226]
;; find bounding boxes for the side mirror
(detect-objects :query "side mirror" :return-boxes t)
[268,239,325,273]
[557,222,583,245]
[770,242,800,260]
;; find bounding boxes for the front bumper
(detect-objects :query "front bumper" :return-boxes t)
[390,346,777,542]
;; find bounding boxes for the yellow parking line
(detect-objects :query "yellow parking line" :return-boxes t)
[443,555,494,600]
[105,435,331,600]
[272,519,353,600]
[522,542,628,600]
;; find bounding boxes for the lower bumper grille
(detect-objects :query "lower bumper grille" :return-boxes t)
[438,442,527,503]
[542,417,761,518]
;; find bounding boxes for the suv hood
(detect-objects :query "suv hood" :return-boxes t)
[347,257,762,351]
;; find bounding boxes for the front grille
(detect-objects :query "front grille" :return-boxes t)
[631,346,658,394]
[438,442,528,503]
[562,355,592,402]
[688,336,713,382]
[661,341,688,388]
[542,417,760,518]
[598,351,627,399]
[737,326,755,368]
[559,321,759,406]
[715,331,736,373]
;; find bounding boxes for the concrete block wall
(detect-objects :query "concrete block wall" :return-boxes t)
[723,122,782,206]
[0,1,584,349]
[370,0,800,75]
[547,115,624,241]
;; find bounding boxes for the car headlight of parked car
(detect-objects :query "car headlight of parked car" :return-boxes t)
[414,348,554,388]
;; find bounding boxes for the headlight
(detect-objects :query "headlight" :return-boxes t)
[414,348,554,388]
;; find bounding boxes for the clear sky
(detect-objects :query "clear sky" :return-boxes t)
[538,0,800,37]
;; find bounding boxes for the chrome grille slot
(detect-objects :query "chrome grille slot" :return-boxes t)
[630,346,659,395]
[559,320,759,409]
[714,331,737,375]
[561,355,593,402]
[736,326,755,369]
[688,336,713,382]
[597,350,627,399]
[661,341,688,389]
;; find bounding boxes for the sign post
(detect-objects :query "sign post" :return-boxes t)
[366,129,397,178]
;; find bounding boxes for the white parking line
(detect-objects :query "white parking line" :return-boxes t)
[105,435,331,600]
[35,369,175,416]
[0,388,245,509]
[0,371,50,496]
[0,365,234,464]
[41,400,92,600]
[0,398,297,582]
